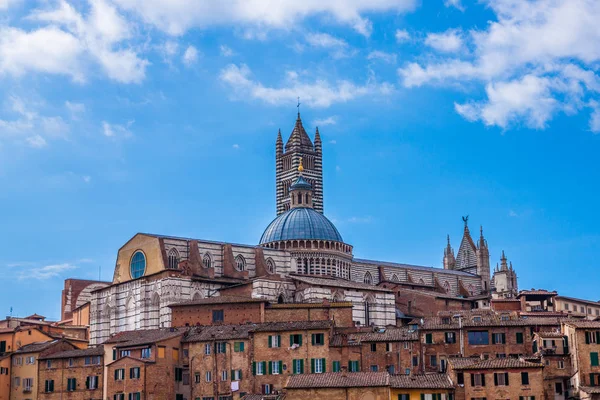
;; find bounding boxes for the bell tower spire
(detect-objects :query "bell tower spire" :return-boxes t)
[275,108,324,215]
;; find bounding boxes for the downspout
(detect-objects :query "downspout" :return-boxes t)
[143,362,147,400]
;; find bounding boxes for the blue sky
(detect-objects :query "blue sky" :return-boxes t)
[0,0,599,320]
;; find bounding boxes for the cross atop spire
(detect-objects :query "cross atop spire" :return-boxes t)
[297,96,301,118]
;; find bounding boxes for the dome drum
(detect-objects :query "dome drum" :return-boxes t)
[260,207,345,245]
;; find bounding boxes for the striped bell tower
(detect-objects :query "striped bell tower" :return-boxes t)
[275,111,323,215]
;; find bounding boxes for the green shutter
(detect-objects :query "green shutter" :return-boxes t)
[586,332,591,344]
[516,332,523,344]
[591,352,599,366]
[311,359,315,373]
[278,335,281,347]
[268,336,272,348]
[590,373,596,386]
[240,370,243,380]
[252,362,256,376]
[262,361,267,374]
[300,359,304,374]
[596,331,600,344]
[85,377,89,389]
[279,361,283,373]
[505,372,509,385]
[333,361,340,372]
[420,394,425,400]
[241,342,245,351]
[234,342,239,352]
[492,333,496,344]
[311,334,315,345]
[322,358,326,372]
[299,335,303,346]
[292,360,297,374]
[268,361,272,375]
[290,335,293,346]
[113,349,117,360]
[114,370,118,380]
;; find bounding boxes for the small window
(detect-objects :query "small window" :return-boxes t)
[521,372,529,385]
[203,253,212,269]
[445,332,456,344]
[473,316,482,322]
[371,343,377,352]
[174,368,183,382]
[68,358,74,367]
[235,255,245,271]
[266,258,276,274]
[86,375,98,390]
[215,342,226,354]
[268,335,280,348]
[44,379,54,393]
[386,343,392,352]
[412,356,419,366]
[120,350,130,358]
[349,360,360,372]
[425,333,433,344]
[46,360,52,368]
[494,372,509,386]
[430,355,437,367]
[290,334,302,346]
[141,348,151,359]
[130,367,140,379]
[516,332,524,344]
[114,369,125,381]
[221,370,228,381]
[67,377,76,391]
[363,272,373,284]
[204,344,211,355]
[168,249,179,269]
[312,333,325,346]
[234,342,245,352]
[370,365,378,372]
[558,360,565,369]
[212,310,224,323]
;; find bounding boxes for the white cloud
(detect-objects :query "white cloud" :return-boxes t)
[444,0,465,12]
[395,29,410,43]
[26,135,47,148]
[367,50,397,64]
[220,63,393,108]
[329,139,337,144]
[508,210,518,217]
[21,263,77,280]
[398,0,600,131]
[0,0,148,83]
[220,45,234,57]
[305,33,354,58]
[83,175,92,183]
[0,96,70,148]
[589,101,600,133]
[109,0,417,37]
[232,143,240,149]
[158,40,179,64]
[102,120,133,138]
[424,29,463,53]
[65,101,86,114]
[306,33,347,48]
[347,216,372,223]
[0,0,20,10]
[314,116,337,126]
[182,45,198,66]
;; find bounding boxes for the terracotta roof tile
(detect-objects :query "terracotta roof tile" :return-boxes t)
[184,324,255,342]
[563,320,600,329]
[286,372,389,389]
[389,374,453,389]
[581,386,600,394]
[40,346,103,360]
[251,320,332,332]
[104,328,185,347]
[14,340,61,354]
[449,357,543,370]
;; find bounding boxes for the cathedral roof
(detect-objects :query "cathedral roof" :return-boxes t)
[289,175,312,191]
[260,207,343,244]
[285,114,314,152]
[455,224,478,269]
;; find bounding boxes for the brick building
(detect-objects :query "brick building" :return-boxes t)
[285,371,390,400]
[389,373,454,400]
[103,328,186,400]
[10,340,77,400]
[447,357,543,400]
[37,346,104,399]
[414,310,563,373]
[533,331,571,399]
[563,320,600,398]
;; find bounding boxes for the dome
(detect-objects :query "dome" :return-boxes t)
[260,207,343,244]
[289,175,312,191]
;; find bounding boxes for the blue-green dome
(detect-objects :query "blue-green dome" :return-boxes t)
[260,207,343,244]
[289,175,312,191]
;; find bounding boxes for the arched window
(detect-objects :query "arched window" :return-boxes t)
[126,297,135,331]
[277,294,285,304]
[443,281,451,293]
[202,253,212,269]
[192,292,203,301]
[305,193,309,203]
[150,293,160,328]
[297,193,302,204]
[266,258,275,274]
[130,251,146,279]
[363,272,373,285]
[391,274,399,282]
[167,249,179,269]
[235,255,245,271]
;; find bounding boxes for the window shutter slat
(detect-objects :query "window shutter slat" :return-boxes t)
[268,336,272,348]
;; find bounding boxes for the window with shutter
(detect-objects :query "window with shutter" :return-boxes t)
[592,352,599,367]
[522,372,529,385]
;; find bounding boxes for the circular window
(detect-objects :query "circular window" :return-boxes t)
[130,251,146,279]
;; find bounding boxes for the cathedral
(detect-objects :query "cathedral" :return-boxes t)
[88,112,519,345]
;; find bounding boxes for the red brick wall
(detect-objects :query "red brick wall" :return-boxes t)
[171,303,265,327]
